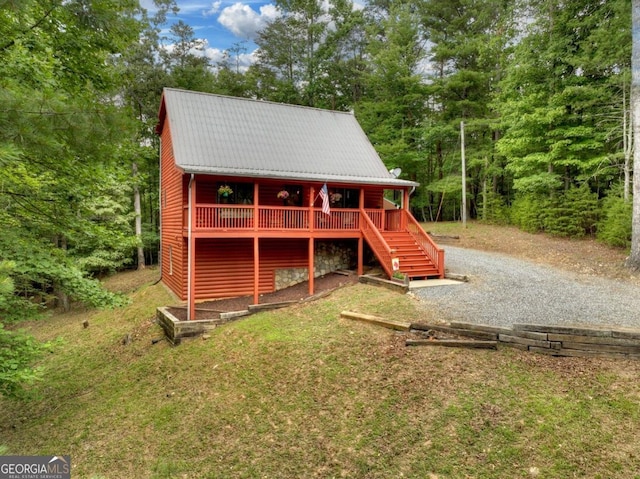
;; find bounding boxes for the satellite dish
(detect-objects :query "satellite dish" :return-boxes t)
[389,167,402,178]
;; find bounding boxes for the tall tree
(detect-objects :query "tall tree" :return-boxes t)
[160,20,216,92]
[356,3,426,181]
[496,0,629,196]
[419,0,515,220]
[253,0,364,108]
[0,0,142,316]
[118,1,180,270]
[0,0,145,395]
[629,0,640,269]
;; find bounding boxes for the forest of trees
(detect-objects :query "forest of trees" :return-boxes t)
[0,0,635,394]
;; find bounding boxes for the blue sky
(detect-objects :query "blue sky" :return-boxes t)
[141,0,278,68]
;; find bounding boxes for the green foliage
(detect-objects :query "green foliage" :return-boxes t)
[0,1,140,321]
[0,260,42,322]
[0,323,48,399]
[0,231,128,322]
[543,185,600,238]
[479,191,510,225]
[510,195,549,233]
[511,185,599,238]
[495,0,630,201]
[356,2,425,178]
[598,189,632,249]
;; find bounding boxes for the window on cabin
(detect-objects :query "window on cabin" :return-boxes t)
[217,182,253,204]
[283,185,303,206]
[329,187,358,208]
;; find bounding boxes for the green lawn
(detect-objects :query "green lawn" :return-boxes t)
[1,269,639,478]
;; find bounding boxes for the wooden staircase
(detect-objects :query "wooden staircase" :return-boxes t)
[382,231,440,279]
[360,209,444,281]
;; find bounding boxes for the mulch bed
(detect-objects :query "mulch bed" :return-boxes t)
[167,272,359,321]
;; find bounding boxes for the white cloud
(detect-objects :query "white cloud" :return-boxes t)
[203,45,226,64]
[203,1,222,16]
[217,2,279,40]
[177,1,212,14]
[201,44,259,73]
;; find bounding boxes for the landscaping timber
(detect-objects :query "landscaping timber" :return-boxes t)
[340,311,411,331]
[406,339,497,349]
[358,275,409,294]
[513,324,613,337]
[248,301,298,312]
[411,322,498,341]
[389,317,640,360]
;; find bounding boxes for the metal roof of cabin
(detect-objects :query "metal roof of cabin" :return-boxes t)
[157,88,418,187]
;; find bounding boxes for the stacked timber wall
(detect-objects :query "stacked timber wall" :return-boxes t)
[411,322,640,359]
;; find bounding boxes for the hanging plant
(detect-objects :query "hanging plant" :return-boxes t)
[218,185,233,196]
[277,190,289,200]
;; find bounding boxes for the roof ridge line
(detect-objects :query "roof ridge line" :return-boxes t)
[162,87,354,116]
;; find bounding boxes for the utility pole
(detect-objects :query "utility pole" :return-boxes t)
[461,121,467,228]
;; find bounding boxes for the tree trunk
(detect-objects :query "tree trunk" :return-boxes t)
[54,235,70,312]
[624,83,632,202]
[133,162,146,270]
[628,0,640,270]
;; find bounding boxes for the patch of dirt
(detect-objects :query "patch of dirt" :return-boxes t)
[102,266,161,293]
[168,272,360,321]
[429,222,639,284]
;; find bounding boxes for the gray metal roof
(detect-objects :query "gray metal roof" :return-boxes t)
[158,88,418,187]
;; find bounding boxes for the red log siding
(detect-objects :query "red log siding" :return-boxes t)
[195,238,257,299]
[259,238,308,271]
[160,122,188,299]
[364,189,383,209]
[196,179,218,204]
[194,238,309,300]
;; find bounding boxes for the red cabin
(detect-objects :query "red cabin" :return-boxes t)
[156,88,444,320]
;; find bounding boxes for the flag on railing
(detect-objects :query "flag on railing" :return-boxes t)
[319,183,331,216]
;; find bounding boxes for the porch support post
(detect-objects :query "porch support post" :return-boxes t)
[357,237,364,276]
[358,188,365,275]
[402,188,410,229]
[253,236,260,304]
[187,174,196,321]
[309,185,315,232]
[253,183,259,231]
[308,237,314,295]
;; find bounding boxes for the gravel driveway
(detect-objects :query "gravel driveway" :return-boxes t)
[412,246,640,329]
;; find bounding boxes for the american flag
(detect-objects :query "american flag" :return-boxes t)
[319,183,331,216]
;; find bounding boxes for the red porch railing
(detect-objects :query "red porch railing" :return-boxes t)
[184,204,443,279]
[361,210,394,278]
[185,205,363,231]
[195,204,255,229]
[404,210,445,278]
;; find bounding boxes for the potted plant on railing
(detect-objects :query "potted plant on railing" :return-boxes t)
[218,185,233,203]
[277,189,289,205]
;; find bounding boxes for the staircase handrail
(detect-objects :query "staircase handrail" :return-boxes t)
[403,211,445,278]
[360,209,394,278]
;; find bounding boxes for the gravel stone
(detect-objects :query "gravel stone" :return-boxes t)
[413,246,640,329]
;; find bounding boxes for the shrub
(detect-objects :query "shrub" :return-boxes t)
[597,191,632,248]
[543,184,599,238]
[510,194,548,233]
[479,191,510,225]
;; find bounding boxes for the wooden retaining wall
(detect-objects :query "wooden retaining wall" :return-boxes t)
[411,321,640,359]
[156,307,250,345]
